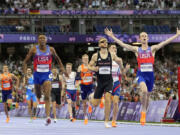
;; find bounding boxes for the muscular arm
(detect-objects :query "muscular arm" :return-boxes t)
[105,28,138,53]
[59,74,65,96]
[23,47,36,74]
[88,53,98,72]
[50,47,66,74]
[151,28,180,53]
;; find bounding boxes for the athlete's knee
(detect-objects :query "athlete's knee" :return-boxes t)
[44,95,50,101]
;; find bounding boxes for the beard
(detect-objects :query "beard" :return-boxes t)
[100,46,108,49]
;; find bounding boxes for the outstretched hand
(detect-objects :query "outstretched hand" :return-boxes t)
[176,27,180,35]
[104,28,114,37]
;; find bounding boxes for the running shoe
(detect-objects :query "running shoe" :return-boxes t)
[112,121,117,127]
[104,122,111,128]
[6,117,10,123]
[84,118,88,125]
[140,111,146,126]
[45,117,51,126]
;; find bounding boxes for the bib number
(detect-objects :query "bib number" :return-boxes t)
[3,83,10,88]
[99,66,111,74]
[140,63,153,72]
[83,76,92,83]
[27,84,34,90]
[52,83,59,88]
[37,64,49,72]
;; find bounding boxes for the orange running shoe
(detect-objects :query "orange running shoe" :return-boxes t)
[88,105,92,113]
[112,121,117,127]
[70,116,76,122]
[84,119,88,125]
[99,97,104,109]
[6,117,10,123]
[140,112,146,126]
[33,117,36,120]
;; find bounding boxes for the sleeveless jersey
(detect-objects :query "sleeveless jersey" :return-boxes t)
[80,64,93,85]
[26,76,34,92]
[137,47,154,72]
[1,73,12,90]
[65,72,76,90]
[96,51,112,80]
[52,74,61,90]
[112,61,121,83]
[33,45,52,72]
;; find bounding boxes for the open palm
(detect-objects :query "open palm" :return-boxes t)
[104,28,114,37]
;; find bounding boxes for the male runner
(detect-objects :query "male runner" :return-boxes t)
[23,34,67,125]
[105,28,180,125]
[0,65,19,123]
[88,37,124,128]
[77,54,93,125]
[63,63,77,122]
[108,44,130,127]
[51,67,65,123]
[23,68,37,120]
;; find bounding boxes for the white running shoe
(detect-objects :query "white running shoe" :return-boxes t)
[104,122,111,128]
[54,119,57,123]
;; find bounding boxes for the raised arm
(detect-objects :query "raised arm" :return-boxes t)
[23,47,35,74]
[88,53,99,72]
[50,47,67,76]
[105,28,138,53]
[151,28,180,53]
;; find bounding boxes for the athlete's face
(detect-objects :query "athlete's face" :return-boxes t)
[82,56,89,65]
[98,39,108,48]
[109,45,117,54]
[66,65,72,73]
[38,35,47,46]
[27,68,32,75]
[139,32,148,45]
[3,66,8,73]
[52,68,57,75]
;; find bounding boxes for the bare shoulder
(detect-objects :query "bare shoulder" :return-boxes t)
[50,46,55,52]
[91,52,98,61]
[77,65,82,72]
[28,46,37,55]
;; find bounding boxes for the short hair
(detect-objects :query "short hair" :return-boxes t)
[66,63,72,67]
[139,32,148,37]
[38,34,47,40]
[98,37,108,44]
[82,54,89,58]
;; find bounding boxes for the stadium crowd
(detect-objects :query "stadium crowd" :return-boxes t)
[0,0,180,13]
[50,0,180,10]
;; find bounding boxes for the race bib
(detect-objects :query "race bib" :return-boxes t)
[83,76,92,83]
[99,66,111,74]
[140,63,153,72]
[37,64,49,72]
[3,83,10,88]
[52,83,59,88]
[27,84,34,90]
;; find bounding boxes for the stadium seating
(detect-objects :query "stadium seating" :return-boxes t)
[143,25,171,34]
[44,25,60,34]
[94,25,122,34]
[0,25,17,33]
